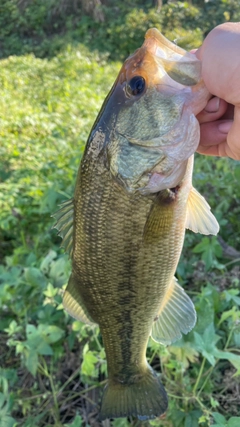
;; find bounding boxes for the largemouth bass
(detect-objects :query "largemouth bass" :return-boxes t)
[53,28,219,421]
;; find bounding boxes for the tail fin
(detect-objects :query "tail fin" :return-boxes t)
[100,365,168,421]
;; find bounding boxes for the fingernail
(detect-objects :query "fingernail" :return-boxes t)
[218,121,233,134]
[204,97,220,113]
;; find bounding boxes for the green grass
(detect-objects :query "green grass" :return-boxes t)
[0,41,240,427]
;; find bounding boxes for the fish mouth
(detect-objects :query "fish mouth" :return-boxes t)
[145,28,197,63]
[143,28,202,87]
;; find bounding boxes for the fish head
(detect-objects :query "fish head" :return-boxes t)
[91,28,210,193]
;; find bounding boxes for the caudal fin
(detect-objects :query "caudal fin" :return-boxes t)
[100,365,168,421]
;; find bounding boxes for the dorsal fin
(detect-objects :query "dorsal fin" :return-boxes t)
[186,187,219,235]
[151,277,196,346]
[52,199,74,257]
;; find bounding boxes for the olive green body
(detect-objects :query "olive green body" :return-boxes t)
[57,28,212,419]
[53,28,218,420]
[71,132,190,383]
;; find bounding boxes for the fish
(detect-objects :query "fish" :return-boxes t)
[53,28,219,421]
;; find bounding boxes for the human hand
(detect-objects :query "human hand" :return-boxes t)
[195,22,240,160]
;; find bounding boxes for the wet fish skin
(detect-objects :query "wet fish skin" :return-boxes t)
[53,28,219,421]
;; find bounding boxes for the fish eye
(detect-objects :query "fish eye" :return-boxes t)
[126,76,145,97]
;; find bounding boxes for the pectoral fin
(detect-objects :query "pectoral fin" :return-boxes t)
[63,274,96,325]
[52,199,74,257]
[151,278,196,346]
[186,187,219,235]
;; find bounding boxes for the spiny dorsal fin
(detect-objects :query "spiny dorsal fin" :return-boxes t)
[63,274,96,325]
[186,187,219,235]
[52,198,74,257]
[151,277,196,346]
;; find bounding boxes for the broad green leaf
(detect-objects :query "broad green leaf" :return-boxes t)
[38,324,64,344]
[212,412,227,426]
[193,237,210,254]
[4,320,22,336]
[193,237,222,270]
[26,324,38,339]
[198,415,208,424]
[36,341,53,356]
[184,412,201,427]
[25,350,38,377]
[64,414,82,427]
[43,282,58,298]
[112,419,130,427]
[212,349,240,374]
[228,418,240,427]
[210,396,219,409]
[72,321,83,332]
[81,350,98,377]
[194,283,220,334]
[193,323,221,366]
[218,307,237,326]
[49,256,70,287]
[0,415,17,427]
[24,267,47,288]
[40,250,57,274]
[224,289,240,306]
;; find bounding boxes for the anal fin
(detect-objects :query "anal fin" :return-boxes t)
[63,274,96,325]
[151,277,196,345]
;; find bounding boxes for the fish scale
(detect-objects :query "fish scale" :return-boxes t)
[75,154,166,370]
[53,28,219,420]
